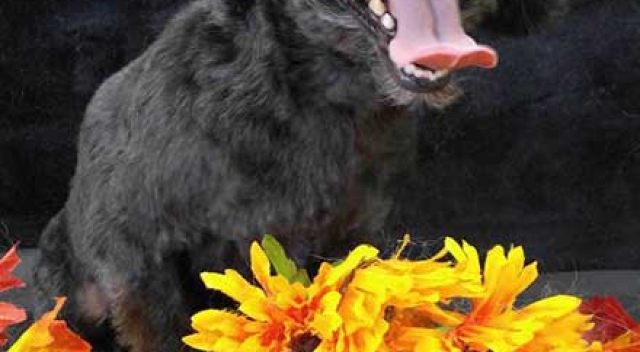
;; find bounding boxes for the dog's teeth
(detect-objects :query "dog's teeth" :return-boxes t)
[410,66,422,77]
[414,67,434,80]
[403,65,449,81]
[368,0,386,16]
[423,69,448,81]
[433,69,449,80]
[380,13,396,31]
[402,64,417,76]
[413,69,427,79]
[424,70,436,80]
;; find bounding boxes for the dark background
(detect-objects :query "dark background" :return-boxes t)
[1,0,639,272]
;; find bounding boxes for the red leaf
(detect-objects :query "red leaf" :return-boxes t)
[0,302,27,346]
[580,296,639,343]
[0,245,27,346]
[0,245,25,293]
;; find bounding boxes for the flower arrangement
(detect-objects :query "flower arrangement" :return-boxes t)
[1,235,638,352]
[183,235,640,352]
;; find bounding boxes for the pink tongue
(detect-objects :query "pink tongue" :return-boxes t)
[387,0,498,70]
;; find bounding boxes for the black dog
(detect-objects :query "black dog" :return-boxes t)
[34,0,561,351]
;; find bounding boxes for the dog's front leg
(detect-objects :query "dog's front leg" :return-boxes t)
[104,259,193,352]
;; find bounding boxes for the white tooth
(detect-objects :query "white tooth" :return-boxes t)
[406,64,417,75]
[424,70,436,80]
[368,0,386,16]
[410,66,427,79]
[433,70,449,80]
[381,13,396,30]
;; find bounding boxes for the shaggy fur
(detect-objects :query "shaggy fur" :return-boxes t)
[27,0,573,351]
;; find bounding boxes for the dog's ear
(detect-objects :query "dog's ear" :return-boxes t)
[463,0,570,35]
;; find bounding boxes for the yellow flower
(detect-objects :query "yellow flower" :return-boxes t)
[380,238,485,352]
[308,244,383,352]
[374,238,484,322]
[346,237,484,352]
[8,297,91,352]
[185,235,595,352]
[515,299,593,352]
[380,240,590,352]
[183,241,381,352]
[446,245,592,352]
[184,242,310,352]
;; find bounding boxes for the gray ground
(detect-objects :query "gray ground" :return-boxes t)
[1,249,639,350]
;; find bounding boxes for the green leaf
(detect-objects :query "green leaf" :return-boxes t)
[261,234,298,282]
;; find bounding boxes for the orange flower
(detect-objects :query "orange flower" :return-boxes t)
[0,245,27,346]
[8,297,91,352]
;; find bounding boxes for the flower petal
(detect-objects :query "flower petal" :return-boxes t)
[321,245,379,288]
[251,242,274,293]
[201,270,266,303]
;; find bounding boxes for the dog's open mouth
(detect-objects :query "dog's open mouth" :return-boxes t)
[365,0,498,92]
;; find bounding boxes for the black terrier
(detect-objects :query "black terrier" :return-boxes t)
[35,0,564,351]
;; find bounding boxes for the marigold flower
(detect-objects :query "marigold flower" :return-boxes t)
[387,243,592,352]
[374,238,483,321]
[8,297,91,352]
[183,241,380,352]
[448,245,591,352]
[0,245,27,346]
